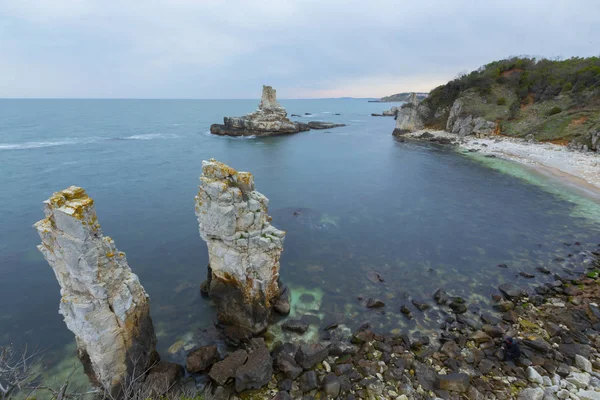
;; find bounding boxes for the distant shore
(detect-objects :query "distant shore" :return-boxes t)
[405,130,600,199]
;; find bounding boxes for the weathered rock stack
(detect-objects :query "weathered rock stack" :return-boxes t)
[392,92,426,135]
[34,187,158,395]
[446,98,496,137]
[210,85,344,136]
[195,159,286,339]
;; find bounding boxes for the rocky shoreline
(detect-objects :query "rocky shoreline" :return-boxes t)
[397,130,600,195]
[182,248,600,400]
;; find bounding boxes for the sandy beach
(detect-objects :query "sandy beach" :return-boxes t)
[406,130,600,198]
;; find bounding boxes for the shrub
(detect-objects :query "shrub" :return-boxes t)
[548,106,562,116]
[562,82,573,92]
[497,97,507,105]
[508,101,520,119]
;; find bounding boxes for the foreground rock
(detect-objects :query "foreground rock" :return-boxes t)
[34,186,158,396]
[392,92,427,135]
[195,159,286,338]
[210,85,344,136]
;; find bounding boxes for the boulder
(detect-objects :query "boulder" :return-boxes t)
[392,93,425,135]
[436,373,470,392]
[145,362,185,396]
[186,345,219,373]
[234,342,273,392]
[275,352,303,380]
[209,349,248,385]
[282,319,309,334]
[298,370,318,392]
[195,159,286,336]
[322,373,342,397]
[295,343,329,370]
[499,283,526,300]
[34,187,157,396]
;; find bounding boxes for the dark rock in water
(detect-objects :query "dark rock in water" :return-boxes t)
[307,121,346,130]
[366,298,385,308]
[275,352,303,380]
[481,313,501,325]
[282,319,309,334]
[434,288,451,305]
[520,271,535,278]
[273,285,291,316]
[305,113,313,115]
[291,114,301,117]
[322,373,342,398]
[412,299,430,311]
[485,154,497,158]
[186,345,219,373]
[235,341,272,392]
[450,298,467,314]
[298,370,318,392]
[300,293,315,303]
[146,361,185,395]
[295,343,329,369]
[497,264,508,268]
[494,300,514,312]
[366,270,385,283]
[436,372,470,392]
[209,349,248,385]
[537,267,551,274]
[400,305,412,315]
[498,283,526,300]
[335,113,341,115]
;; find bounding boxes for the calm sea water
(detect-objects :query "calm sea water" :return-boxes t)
[1,99,600,374]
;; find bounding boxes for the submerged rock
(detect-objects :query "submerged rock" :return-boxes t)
[210,86,343,136]
[34,186,157,396]
[195,159,285,337]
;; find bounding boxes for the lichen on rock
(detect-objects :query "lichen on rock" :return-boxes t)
[34,186,157,396]
[195,159,286,338]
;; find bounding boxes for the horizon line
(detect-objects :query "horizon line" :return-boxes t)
[0,97,381,101]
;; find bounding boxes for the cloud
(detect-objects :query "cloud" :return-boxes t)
[0,0,598,98]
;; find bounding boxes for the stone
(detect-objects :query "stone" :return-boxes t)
[298,371,318,392]
[433,288,451,305]
[295,343,329,370]
[518,387,544,400]
[210,85,344,136]
[392,93,425,135]
[209,349,248,385]
[527,366,544,384]
[366,298,385,308]
[414,361,437,391]
[576,354,593,373]
[577,390,600,400]
[273,285,291,316]
[566,372,591,388]
[186,345,219,373]
[436,373,470,392]
[234,342,273,392]
[499,283,526,300]
[145,362,185,396]
[34,186,157,396]
[322,373,341,398]
[282,320,309,334]
[275,352,303,380]
[196,159,286,336]
[271,392,292,400]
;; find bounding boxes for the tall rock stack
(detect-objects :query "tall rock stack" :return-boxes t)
[34,187,157,395]
[195,159,286,339]
[393,92,426,135]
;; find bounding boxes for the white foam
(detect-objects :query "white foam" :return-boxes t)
[120,133,178,140]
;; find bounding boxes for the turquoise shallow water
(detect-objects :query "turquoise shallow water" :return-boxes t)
[1,99,600,372]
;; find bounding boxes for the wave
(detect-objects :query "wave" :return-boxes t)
[1,133,178,150]
[118,133,178,140]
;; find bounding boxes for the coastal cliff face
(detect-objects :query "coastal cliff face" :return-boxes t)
[34,187,157,395]
[195,159,285,338]
[414,57,600,149]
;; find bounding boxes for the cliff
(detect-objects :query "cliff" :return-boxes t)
[410,57,600,150]
[34,186,157,395]
[369,92,428,102]
[195,159,286,339]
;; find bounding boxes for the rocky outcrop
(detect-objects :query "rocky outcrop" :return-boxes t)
[195,159,285,338]
[210,86,344,136]
[392,93,426,135]
[34,186,157,396]
[371,106,399,117]
[446,98,496,137]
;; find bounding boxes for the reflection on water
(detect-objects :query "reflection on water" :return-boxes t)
[0,99,599,380]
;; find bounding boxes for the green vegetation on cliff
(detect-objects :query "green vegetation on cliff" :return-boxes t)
[373,92,428,102]
[422,57,600,147]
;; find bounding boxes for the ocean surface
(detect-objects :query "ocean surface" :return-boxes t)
[1,99,600,379]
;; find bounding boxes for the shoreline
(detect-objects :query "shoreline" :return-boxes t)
[404,130,600,201]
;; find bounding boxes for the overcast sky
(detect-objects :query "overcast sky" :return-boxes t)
[0,0,598,99]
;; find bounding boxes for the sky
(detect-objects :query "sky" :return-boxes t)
[0,0,598,99]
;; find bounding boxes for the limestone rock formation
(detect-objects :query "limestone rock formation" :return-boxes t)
[446,98,496,137]
[34,187,157,395]
[210,85,344,136]
[392,93,426,135]
[195,159,285,338]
